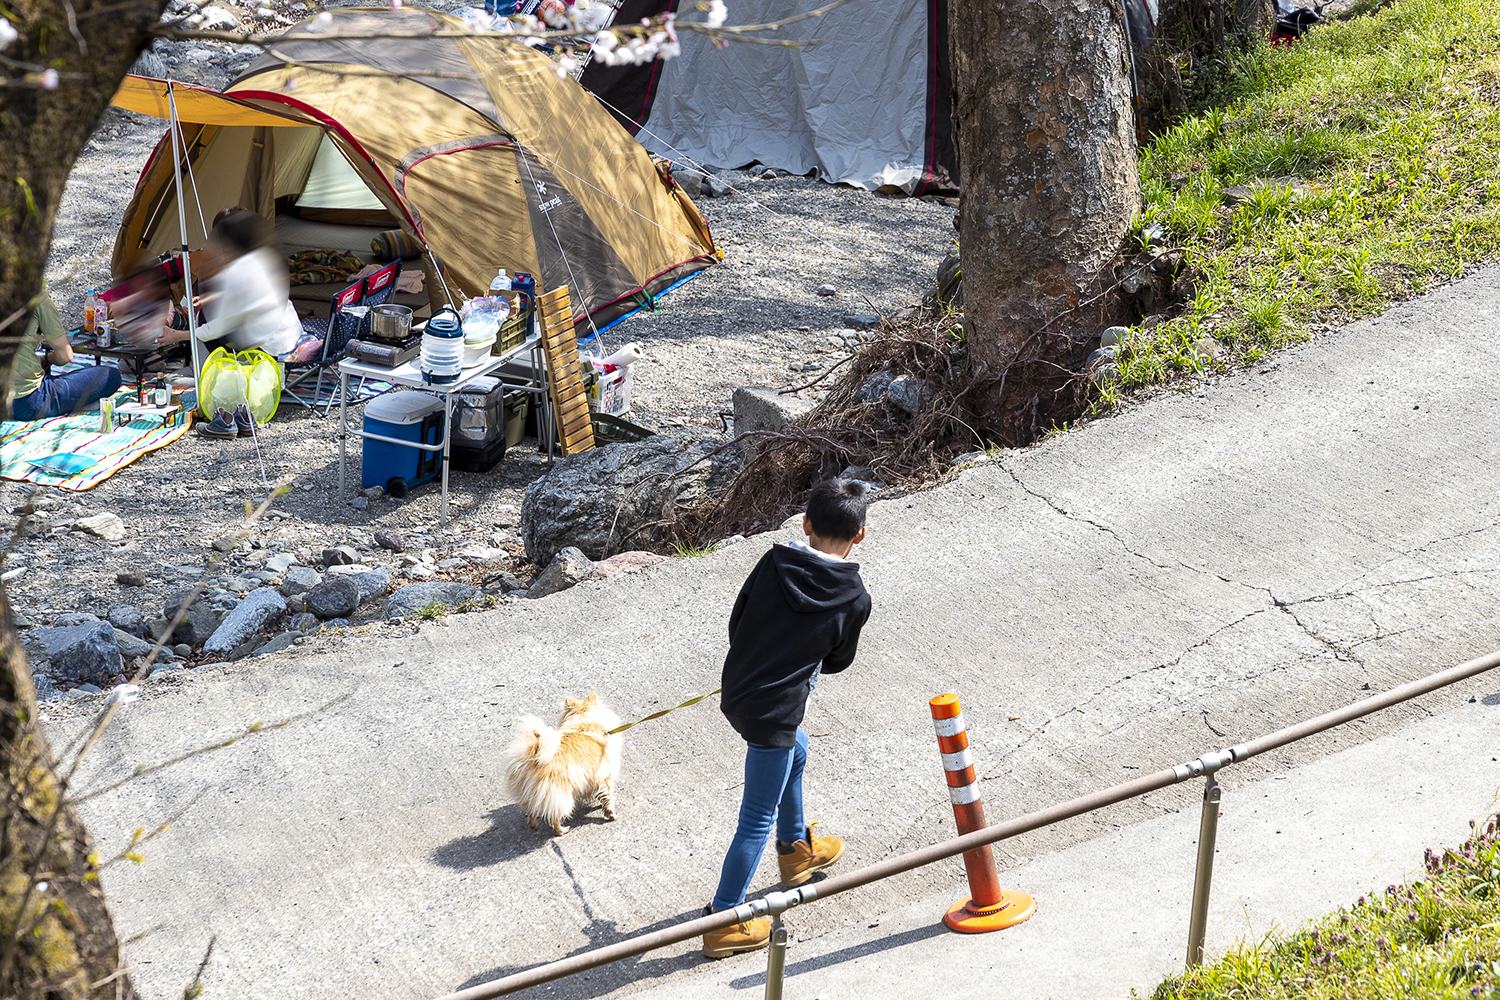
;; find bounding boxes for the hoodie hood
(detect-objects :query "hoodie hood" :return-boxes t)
[770,542,866,612]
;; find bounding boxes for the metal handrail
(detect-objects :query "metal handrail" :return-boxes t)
[433,648,1500,1000]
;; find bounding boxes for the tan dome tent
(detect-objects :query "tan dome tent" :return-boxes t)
[111,7,718,335]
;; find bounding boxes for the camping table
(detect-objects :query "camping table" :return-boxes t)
[67,331,171,385]
[335,332,549,523]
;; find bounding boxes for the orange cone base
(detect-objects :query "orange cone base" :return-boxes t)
[943,890,1036,933]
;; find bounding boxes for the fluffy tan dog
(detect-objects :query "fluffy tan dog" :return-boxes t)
[504,692,622,835]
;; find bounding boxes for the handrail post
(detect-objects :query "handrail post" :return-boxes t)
[1185,772,1223,967]
[762,913,788,1000]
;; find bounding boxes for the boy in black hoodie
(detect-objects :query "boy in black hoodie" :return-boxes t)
[702,479,873,959]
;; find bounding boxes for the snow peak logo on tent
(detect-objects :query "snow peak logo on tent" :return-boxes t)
[534,180,563,214]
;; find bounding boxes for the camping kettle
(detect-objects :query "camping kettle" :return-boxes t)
[420,306,465,384]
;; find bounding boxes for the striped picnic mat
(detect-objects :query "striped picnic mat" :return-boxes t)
[0,409,193,491]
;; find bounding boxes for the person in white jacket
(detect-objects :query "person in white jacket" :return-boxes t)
[148,208,301,359]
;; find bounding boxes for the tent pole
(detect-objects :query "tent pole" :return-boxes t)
[166,81,203,390]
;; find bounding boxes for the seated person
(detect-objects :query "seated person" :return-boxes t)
[143,208,301,363]
[10,291,122,421]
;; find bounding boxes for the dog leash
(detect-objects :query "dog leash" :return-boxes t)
[607,688,721,735]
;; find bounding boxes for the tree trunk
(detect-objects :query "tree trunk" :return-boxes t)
[0,0,167,994]
[949,0,1141,444]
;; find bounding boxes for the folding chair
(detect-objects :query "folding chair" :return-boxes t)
[281,277,366,413]
[361,260,401,307]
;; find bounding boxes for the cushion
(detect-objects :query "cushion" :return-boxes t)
[371,230,423,261]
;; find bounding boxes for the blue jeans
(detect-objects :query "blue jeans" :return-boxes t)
[712,727,808,911]
[12,367,122,421]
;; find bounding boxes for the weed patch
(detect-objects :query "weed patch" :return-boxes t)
[1125,0,1500,391]
[1152,813,1500,1000]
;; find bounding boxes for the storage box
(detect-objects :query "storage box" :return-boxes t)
[504,390,530,448]
[587,364,632,417]
[452,376,504,447]
[362,391,444,495]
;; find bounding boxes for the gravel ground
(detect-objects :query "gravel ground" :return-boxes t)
[17,21,954,697]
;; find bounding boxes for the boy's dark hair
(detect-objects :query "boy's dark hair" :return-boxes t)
[211,207,270,254]
[806,478,868,540]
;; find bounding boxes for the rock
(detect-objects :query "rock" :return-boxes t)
[701,172,735,197]
[226,576,257,593]
[1100,326,1130,349]
[113,629,155,660]
[950,450,992,469]
[840,465,876,481]
[815,284,837,297]
[229,636,266,660]
[521,429,743,564]
[325,563,372,577]
[361,486,384,500]
[1,566,27,584]
[1192,337,1224,361]
[171,608,223,649]
[350,497,369,511]
[1091,363,1121,387]
[149,662,182,678]
[75,512,125,541]
[252,632,298,657]
[279,565,322,596]
[289,612,318,633]
[733,387,813,455]
[437,558,467,570]
[672,166,706,198]
[1222,175,1313,205]
[481,570,525,592]
[211,534,236,553]
[305,577,360,620]
[317,618,350,631]
[12,612,31,628]
[173,643,192,658]
[842,313,879,330]
[54,612,100,627]
[264,553,295,574]
[886,375,927,414]
[285,594,306,615]
[404,563,436,579]
[489,530,516,547]
[1085,345,1119,370]
[374,530,405,552]
[116,570,146,587]
[131,48,167,79]
[492,505,520,527]
[385,581,479,619]
[74,684,102,696]
[586,550,667,582]
[203,588,287,656]
[322,545,359,566]
[456,545,507,567]
[350,569,391,604]
[34,622,123,686]
[527,547,594,599]
[856,371,893,403]
[934,250,962,307]
[198,4,238,28]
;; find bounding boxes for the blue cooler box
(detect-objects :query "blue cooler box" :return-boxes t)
[362,392,445,496]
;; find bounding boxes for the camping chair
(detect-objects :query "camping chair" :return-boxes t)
[281,277,366,414]
[361,260,400,307]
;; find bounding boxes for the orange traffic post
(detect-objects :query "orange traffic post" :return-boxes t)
[929,693,1036,933]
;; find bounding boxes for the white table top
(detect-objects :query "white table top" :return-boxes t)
[337,333,538,392]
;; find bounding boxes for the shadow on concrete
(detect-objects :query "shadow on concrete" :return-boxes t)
[1482,691,1500,706]
[430,805,556,869]
[452,841,707,998]
[727,920,948,990]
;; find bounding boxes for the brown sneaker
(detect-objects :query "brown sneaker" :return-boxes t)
[702,907,772,959]
[776,822,845,886]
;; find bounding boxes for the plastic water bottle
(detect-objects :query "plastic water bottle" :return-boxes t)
[420,307,465,384]
[83,289,97,335]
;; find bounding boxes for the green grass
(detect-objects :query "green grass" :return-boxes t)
[1120,0,1500,391]
[1151,813,1500,1000]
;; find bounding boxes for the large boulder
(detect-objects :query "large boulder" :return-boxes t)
[305,577,360,620]
[32,621,123,686]
[521,429,742,564]
[386,582,479,619]
[203,588,286,656]
[526,547,594,600]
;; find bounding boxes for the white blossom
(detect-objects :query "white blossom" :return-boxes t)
[554,50,579,78]
[704,0,727,29]
[389,0,402,10]
[310,10,333,29]
[0,18,18,51]
[105,684,140,706]
[38,68,59,90]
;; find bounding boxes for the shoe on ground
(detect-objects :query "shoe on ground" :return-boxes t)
[777,822,845,886]
[234,403,255,437]
[196,408,237,440]
[702,906,772,959]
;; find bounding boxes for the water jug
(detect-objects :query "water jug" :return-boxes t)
[421,307,465,384]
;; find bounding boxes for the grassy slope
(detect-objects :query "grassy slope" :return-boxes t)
[1151,815,1500,1000]
[1117,0,1500,392]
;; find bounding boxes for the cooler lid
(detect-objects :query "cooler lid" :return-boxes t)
[456,375,501,398]
[365,391,443,425]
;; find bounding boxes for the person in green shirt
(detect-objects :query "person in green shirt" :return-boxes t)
[10,291,122,421]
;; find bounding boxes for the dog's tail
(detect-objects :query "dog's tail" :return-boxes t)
[506,715,564,767]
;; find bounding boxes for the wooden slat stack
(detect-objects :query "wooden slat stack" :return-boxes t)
[537,285,596,456]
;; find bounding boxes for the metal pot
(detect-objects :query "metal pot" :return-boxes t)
[368,304,413,344]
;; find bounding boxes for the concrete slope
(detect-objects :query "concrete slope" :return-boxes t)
[46,264,1500,1000]
[633,697,1500,1000]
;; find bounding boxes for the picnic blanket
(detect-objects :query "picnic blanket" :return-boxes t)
[0,410,193,491]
